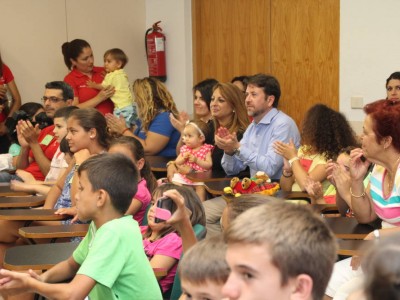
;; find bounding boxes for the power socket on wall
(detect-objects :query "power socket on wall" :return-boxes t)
[351,96,364,109]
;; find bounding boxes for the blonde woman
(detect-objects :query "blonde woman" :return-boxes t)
[107,77,180,156]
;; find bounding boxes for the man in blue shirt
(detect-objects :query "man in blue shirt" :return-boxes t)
[215,73,300,180]
[205,74,300,237]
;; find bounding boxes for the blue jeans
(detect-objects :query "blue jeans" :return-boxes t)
[0,172,22,183]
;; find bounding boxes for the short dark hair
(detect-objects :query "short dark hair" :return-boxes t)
[386,71,400,87]
[45,81,74,101]
[54,106,78,120]
[104,48,128,68]
[247,73,281,108]
[193,78,218,109]
[78,153,138,214]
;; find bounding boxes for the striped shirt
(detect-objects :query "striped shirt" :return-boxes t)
[370,164,400,226]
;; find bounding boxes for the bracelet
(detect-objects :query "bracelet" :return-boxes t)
[350,187,366,198]
[288,157,299,167]
[282,170,293,178]
[121,128,130,135]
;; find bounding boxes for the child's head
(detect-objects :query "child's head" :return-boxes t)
[220,194,276,231]
[76,153,138,221]
[182,120,209,149]
[179,235,229,300]
[223,201,337,300]
[363,233,400,300]
[109,136,157,194]
[336,146,356,174]
[103,48,128,73]
[53,106,78,143]
[66,108,109,152]
[144,184,206,238]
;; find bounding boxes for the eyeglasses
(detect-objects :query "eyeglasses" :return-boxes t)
[41,96,65,103]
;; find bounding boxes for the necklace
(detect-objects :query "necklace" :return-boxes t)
[384,155,400,198]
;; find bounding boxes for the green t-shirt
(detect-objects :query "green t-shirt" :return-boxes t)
[73,215,162,300]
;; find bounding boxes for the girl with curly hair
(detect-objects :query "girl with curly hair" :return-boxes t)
[274,103,358,195]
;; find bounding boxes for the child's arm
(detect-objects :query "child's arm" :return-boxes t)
[125,199,143,216]
[149,256,178,280]
[189,152,212,170]
[86,80,103,90]
[174,153,186,166]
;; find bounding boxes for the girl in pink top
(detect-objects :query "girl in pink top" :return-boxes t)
[109,136,157,225]
[141,184,206,294]
[172,120,214,201]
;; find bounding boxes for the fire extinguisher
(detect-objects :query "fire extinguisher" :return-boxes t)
[145,21,167,82]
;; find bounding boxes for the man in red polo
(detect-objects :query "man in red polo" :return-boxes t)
[0,81,73,182]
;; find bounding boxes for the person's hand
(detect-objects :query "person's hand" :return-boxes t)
[216,126,230,139]
[98,85,115,101]
[169,111,189,133]
[326,160,338,186]
[273,139,297,160]
[15,169,36,183]
[331,166,351,197]
[54,207,77,218]
[188,154,197,163]
[0,269,34,296]
[18,120,40,145]
[10,180,31,192]
[86,80,97,89]
[349,148,370,181]
[106,113,128,135]
[176,164,191,175]
[0,85,7,99]
[166,163,178,182]
[304,177,323,203]
[183,152,191,160]
[214,131,239,153]
[163,189,192,228]
[16,122,29,148]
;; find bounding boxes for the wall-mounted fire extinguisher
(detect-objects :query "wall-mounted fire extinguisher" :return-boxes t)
[145,21,167,82]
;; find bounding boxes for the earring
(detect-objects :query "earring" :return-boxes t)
[232,110,235,113]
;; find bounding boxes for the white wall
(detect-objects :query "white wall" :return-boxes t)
[145,0,193,114]
[0,0,147,102]
[340,0,400,133]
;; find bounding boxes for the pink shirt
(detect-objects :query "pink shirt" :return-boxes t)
[140,227,182,292]
[133,179,151,225]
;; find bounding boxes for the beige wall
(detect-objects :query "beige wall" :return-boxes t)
[0,0,147,103]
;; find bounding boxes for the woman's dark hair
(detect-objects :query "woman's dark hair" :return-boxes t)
[143,184,206,239]
[19,102,44,118]
[61,39,91,70]
[110,136,157,195]
[386,72,400,87]
[193,78,218,109]
[301,104,358,160]
[69,108,110,149]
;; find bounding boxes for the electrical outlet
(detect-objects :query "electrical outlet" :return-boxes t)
[351,96,364,109]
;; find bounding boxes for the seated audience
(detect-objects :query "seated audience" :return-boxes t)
[0,81,73,183]
[223,200,337,300]
[0,153,162,299]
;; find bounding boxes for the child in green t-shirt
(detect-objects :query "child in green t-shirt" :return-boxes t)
[0,153,162,300]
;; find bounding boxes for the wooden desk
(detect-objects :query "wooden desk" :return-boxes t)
[0,209,69,221]
[4,242,167,276]
[19,224,89,243]
[186,170,231,182]
[0,195,45,208]
[325,217,375,239]
[204,179,231,195]
[0,184,32,197]
[146,156,176,172]
[337,239,373,256]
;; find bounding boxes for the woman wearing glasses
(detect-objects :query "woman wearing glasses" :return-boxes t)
[62,39,114,115]
[0,52,21,153]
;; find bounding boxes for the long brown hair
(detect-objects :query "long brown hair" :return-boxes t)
[212,82,249,134]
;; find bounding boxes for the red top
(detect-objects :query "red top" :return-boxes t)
[64,66,114,115]
[0,64,14,122]
[24,125,59,181]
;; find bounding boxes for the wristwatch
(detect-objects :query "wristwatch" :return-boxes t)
[233,147,240,156]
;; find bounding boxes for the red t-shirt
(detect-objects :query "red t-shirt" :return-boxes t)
[64,66,114,115]
[0,64,14,122]
[24,125,59,181]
